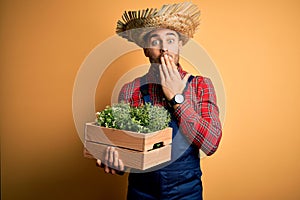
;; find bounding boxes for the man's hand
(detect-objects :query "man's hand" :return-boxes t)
[159,54,190,101]
[96,146,125,175]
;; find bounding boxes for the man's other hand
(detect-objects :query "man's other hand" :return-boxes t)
[96,146,125,175]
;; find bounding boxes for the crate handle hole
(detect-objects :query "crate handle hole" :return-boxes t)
[153,142,164,149]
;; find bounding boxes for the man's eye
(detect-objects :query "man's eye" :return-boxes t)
[167,39,175,44]
[151,40,160,46]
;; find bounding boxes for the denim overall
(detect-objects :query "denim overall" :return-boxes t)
[127,76,203,200]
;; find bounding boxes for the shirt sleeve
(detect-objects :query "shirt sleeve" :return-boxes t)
[118,84,129,103]
[173,76,222,156]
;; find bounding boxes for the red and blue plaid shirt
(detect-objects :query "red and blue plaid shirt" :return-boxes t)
[118,64,222,156]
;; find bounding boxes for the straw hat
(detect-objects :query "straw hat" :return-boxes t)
[116,2,200,47]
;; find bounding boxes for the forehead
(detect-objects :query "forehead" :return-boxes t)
[148,28,179,38]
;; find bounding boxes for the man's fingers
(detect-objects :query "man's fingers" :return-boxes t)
[104,146,109,166]
[96,159,102,167]
[104,165,110,173]
[160,55,166,66]
[100,146,125,175]
[110,169,116,175]
[118,159,125,171]
[160,56,169,79]
[163,54,173,77]
[169,56,181,79]
[104,147,110,173]
[159,65,165,83]
[108,146,114,167]
[113,150,119,169]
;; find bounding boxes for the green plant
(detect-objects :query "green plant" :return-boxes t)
[96,102,171,133]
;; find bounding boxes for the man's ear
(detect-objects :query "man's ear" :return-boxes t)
[178,40,183,52]
[143,48,150,57]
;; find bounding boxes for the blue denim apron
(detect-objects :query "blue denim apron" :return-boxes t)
[127,76,203,200]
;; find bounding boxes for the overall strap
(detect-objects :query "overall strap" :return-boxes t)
[140,76,152,105]
[187,75,195,85]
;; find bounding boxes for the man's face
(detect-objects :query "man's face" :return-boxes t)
[143,29,183,65]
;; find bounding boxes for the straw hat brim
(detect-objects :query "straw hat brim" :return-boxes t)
[116,2,200,47]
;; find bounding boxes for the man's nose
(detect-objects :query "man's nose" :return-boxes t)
[160,48,168,54]
[160,41,168,52]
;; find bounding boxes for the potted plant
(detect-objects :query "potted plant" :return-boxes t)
[84,102,173,170]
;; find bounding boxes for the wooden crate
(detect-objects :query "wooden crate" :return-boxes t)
[84,122,172,170]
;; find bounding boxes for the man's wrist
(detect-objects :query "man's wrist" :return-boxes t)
[173,104,180,110]
[168,94,185,107]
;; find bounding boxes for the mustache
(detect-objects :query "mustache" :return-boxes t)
[160,50,173,58]
[150,55,176,64]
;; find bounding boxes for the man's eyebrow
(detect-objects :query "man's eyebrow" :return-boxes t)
[166,32,177,37]
[149,32,177,39]
[149,34,159,39]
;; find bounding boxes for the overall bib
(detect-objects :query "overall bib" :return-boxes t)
[127,76,203,200]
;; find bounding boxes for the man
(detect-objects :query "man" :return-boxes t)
[96,2,222,199]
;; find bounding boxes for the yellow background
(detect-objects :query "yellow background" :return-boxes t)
[1,0,300,199]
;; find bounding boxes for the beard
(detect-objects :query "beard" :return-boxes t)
[149,52,180,65]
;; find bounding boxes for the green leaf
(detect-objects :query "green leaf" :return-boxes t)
[95,102,170,133]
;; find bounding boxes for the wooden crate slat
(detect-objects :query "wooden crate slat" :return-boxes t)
[85,122,172,152]
[84,142,172,170]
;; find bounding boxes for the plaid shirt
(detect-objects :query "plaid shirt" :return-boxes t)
[118,64,222,156]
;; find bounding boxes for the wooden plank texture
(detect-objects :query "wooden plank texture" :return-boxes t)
[85,122,172,152]
[84,142,172,170]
